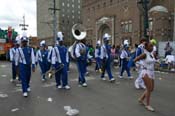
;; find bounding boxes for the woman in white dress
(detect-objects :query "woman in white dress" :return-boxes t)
[134,42,157,112]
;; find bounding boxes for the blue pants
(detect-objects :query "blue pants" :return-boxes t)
[55,63,68,87]
[101,59,113,79]
[95,58,101,70]
[19,64,31,93]
[77,59,86,84]
[120,59,131,77]
[39,61,48,79]
[12,61,17,80]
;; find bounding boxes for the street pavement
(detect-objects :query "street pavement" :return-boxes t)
[0,61,175,116]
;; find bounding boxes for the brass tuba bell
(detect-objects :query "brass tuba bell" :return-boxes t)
[72,23,87,40]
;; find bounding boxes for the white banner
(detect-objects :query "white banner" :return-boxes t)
[0,39,6,43]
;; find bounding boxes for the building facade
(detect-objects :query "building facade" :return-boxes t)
[37,0,82,45]
[82,0,174,46]
[59,0,82,45]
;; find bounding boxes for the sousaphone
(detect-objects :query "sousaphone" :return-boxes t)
[69,24,87,59]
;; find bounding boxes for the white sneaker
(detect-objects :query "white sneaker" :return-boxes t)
[57,85,62,89]
[141,84,146,89]
[110,78,115,82]
[82,83,87,87]
[64,85,71,90]
[102,78,106,81]
[42,78,46,82]
[27,88,31,92]
[118,75,123,79]
[145,105,155,112]
[86,72,89,76]
[129,76,134,79]
[10,79,15,83]
[23,92,28,97]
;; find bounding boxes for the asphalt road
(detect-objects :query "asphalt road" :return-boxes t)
[0,61,175,116]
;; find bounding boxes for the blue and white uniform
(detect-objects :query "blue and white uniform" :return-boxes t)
[10,36,21,81]
[100,33,115,81]
[135,44,146,89]
[36,40,49,81]
[95,42,101,71]
[75,42,87,85]
[119,45,132,78]
[15,36,35,97]
[51,32,70,89]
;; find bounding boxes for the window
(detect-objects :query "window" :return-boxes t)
[149,18,153,31]
[110,0,113,4]
[97,4,100,9]
[67,3,70,7]
[103,2,106,7]
[128,20,132,32]
[125,22,129,32]
[121,22,125,32]
[62,2,65,6]
[72,4,74,8]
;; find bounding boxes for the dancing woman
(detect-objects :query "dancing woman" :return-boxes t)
[134,42,157,112]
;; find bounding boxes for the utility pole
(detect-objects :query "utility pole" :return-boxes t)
[19,15,29,31]
[49,0,60,43]
[137,0,150,41]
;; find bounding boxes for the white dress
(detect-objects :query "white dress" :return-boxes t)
[141,50,156,79]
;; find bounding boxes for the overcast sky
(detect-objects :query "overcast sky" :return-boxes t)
[0,0,36,36]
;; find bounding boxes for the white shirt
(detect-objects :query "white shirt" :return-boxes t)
[100,44,108,59]
[51,47,61,64]
[75,42,86,58]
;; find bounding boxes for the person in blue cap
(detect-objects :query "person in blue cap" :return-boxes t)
[10,36,21,82]
[51,32,70,90]
[36,40,49,81]
[100,33,115,82]
[15,32,35,97]
[118,40,133,79]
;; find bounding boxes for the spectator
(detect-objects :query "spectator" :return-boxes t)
[164,42,173,57]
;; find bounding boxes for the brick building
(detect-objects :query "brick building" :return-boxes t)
[82,0,174,46]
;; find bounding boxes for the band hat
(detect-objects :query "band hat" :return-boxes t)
[21,37,28,42]
[40,40,46,46]
[96,40,101,45]
[124,40,129,46]
[21,32,28,42]
[57,31,64,41]
[103,33,111,41]
[15,36,21,44]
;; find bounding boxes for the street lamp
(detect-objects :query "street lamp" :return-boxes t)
[137,0,150,40]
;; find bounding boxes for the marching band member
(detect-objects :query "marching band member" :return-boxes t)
[100,33,115,82]
[10,36,21,82]
[95,40,102,72]
[15,33,35,97]
[51,32,70,89]
[134,38,147,89]
[36,40,49,81]
[75,36,88,87]
[134,42,157,112]
[118,41,133,79]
